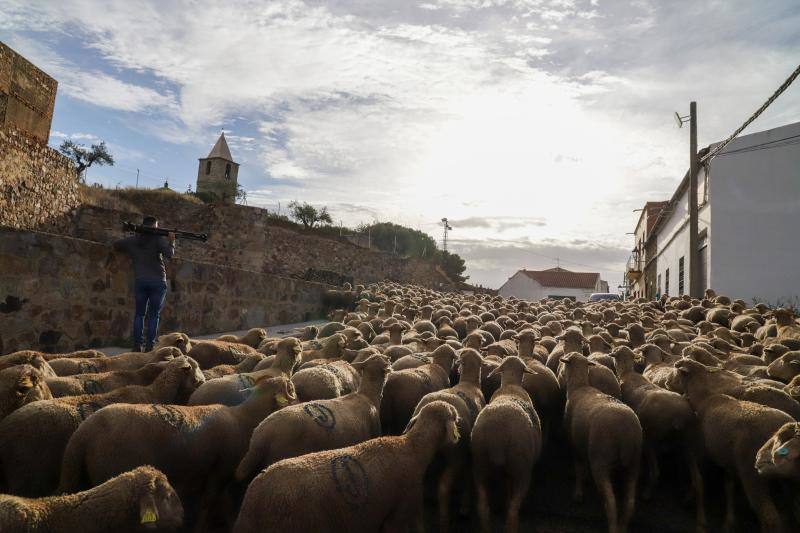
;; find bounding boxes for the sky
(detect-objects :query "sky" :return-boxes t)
[2,0,799,289]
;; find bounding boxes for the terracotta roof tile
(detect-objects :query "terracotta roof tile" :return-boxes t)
[521,267,599,289]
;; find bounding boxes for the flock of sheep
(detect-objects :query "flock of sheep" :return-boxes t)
[1,282,800,533]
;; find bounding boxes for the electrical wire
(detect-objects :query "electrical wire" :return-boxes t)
[701,63,800,163]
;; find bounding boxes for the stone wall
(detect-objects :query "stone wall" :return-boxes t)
[56,190,455,290]
[0,126,80,230]
[0,227,329,355]
[0,41,57,144]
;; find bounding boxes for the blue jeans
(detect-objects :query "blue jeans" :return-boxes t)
[133,278,167,348]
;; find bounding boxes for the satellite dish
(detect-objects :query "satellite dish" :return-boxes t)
[674,112,684,128]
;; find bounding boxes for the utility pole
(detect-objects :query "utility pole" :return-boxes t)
[688,101,700,298]
[441,218,452,252]
[136,168,140,189]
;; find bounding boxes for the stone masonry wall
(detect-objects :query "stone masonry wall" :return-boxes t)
[0,227,328,355]
[0,41,58,144]
[0,126,80,229]
[57,193,455,290]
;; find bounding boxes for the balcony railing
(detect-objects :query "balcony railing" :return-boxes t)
[626,256,642,280]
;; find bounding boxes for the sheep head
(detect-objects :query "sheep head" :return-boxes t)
[352,353,392,379]
[154,333,192,355]
[251,376,297,408]
[767,351,800,382]
[0,364,52,420]
[756,422,800,480]
[487,355,534,380]
[403,400,461,447]
[132,466,183,530]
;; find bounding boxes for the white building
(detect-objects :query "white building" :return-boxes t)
[498,267,606,302]
[642,120,800,305]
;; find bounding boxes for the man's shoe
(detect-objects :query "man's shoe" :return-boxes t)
[144,344,154,352]
[133,344,144,353]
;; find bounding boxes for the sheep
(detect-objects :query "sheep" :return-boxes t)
[785,375,800,402]
[187,340,260,369]
[317,320,347,338]
[755,422,800,481]
[471,356,541,533]
[380,344,458,435]
[0,364,52,421]
[47,346,180,376]
[153,331,192,354]
[391,353,431,371]
[0,350,104,370]
[235,354,391,482]
[292,333,347,366]
[188,338,301,406]
[611,346,706,530]
[0,466,183,532]
[767,350,800,383]
[546,328,585,372]
[233,400,460,533]
[59,377,296,530]
[641,344,683,391]
[0,356,204,496]
[45,360,169,397]
[409,348,485,532]
[774,308,800,349]
[561,352,642,533]
[674,358,794,532]
[290,360,361,401]
[216,328,269,348]
[202,353,266,380]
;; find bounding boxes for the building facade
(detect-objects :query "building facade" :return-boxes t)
[628,120,800,305]
[196,132,239,203]
[498,267,606,302]
[626,201,668,299]
[0,41,57,144]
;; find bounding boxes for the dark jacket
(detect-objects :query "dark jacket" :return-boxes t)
[113,234,174,281]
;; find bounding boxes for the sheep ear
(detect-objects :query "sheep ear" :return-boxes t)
[139,493,159,525]
[403,414,418,433]
[790,360,800,367]
[486,363,502,379]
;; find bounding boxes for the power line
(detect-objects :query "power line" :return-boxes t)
[701,63,800,164]
[715,132,800,156]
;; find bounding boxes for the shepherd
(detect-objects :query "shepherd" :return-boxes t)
[113,215,175,352]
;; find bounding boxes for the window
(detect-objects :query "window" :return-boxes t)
[678,257,685,295]
[657,274,661,295]
[665,269,670,296]
[205,160,211,175]
[225,163,231,179]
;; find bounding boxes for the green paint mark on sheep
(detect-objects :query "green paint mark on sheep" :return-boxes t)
[508,397,538,429]
[455,391,479,422]
[82,379,103,395]
[304,402,336,430]
[152,404,186,430]
[331,454,369,507]
[78,361,99,374]
[414,369,433,389]
[76,401,105,421]
[237,374,256,395]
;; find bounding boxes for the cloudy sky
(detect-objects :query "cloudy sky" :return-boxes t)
[2,0,799,289]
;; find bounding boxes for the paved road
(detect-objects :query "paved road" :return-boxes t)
[98,319,327,355]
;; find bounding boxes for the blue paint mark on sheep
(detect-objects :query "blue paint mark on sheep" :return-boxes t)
[331,454,369,507]
[78,361,99,374]
[152,404,186,430]
[411,354,430,362]
[319,364,348,390]
[76,401,105,420]
[82,379,103,395]
[455,391,479,422]
[508,397,538,429]
[304,402,336,430]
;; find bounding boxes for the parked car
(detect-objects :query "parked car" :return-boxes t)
[589,292,621,302]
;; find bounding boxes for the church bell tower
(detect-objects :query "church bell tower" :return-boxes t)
[196,132,239,203]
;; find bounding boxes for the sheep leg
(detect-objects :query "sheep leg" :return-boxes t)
[591,464,618,533]
[458,462,472,517]
[687,453,707,533]
[473,465,491,533]
[573,459,587,503]
[738,469,785,533]
[642,445,658,500]
[437,461,458,533]
[620,467,638,533]
[506,471,531,533]
[722,473,736,533]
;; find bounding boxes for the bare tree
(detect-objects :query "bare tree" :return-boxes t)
[58,140,114,181]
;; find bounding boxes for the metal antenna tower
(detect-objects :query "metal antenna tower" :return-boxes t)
[441,218,452,251]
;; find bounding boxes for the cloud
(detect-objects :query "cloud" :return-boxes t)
[2,0,799,288]
[447,216,547,232]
